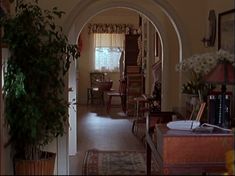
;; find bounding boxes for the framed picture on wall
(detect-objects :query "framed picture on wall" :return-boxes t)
[218,9,235,54]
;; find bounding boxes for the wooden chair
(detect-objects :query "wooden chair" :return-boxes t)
[87,72,105,105]
[106,79,126,113]
[131,94,157,134]
[140,111,175,142]
[131,81,161,135]
[131,94,174,139]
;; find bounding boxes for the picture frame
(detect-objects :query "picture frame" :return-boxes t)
[218,9,235,54]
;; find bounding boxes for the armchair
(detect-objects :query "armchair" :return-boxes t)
[87,72,105,105]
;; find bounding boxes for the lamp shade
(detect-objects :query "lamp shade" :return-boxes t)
[204,61,235,85]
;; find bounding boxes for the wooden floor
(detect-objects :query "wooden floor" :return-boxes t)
[69,104,145,175]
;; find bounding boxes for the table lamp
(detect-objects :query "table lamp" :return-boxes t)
[204,59,235,128]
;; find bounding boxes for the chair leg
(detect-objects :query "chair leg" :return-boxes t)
[106,95,112,113]
[132,120,136,134]
[91,91,93,104]
[121,96,126,112]
[87,89,90,105]
[102,92,105,105]
[141,134,146,143]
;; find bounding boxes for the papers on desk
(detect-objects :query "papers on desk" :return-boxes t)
[167,120,200,130]
[200,123,232,132]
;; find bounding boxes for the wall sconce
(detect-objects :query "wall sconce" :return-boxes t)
[202,10,216,47]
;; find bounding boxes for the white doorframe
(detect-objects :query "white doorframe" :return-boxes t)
[62,0,191,174]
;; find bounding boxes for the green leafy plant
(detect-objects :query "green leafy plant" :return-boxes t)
[0,0,79,160]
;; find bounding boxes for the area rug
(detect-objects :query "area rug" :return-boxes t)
[82,149,159,175]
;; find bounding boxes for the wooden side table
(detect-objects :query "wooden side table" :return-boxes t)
[131,96,148,135]
[146,117,234,175]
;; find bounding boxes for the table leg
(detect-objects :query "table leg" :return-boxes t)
[106,95,112,113]
[146,142,152,175]
[121,95,126,112]
[87,88,91,105]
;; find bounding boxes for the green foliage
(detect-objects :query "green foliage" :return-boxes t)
[181,71,215,101]
[0,0,79,160]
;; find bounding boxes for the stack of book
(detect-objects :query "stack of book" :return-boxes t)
[207,92,231,127]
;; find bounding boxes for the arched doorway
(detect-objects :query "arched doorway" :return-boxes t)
[64,0,191,174]
[65,0,191,111]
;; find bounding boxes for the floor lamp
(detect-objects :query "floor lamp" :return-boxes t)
[204,60,235,128]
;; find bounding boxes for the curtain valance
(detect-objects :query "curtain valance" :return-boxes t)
[88,23,133,34]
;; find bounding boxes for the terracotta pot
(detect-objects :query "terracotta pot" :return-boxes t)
[14,152,56,175]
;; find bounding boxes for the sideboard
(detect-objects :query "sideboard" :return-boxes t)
[146,120,234,175]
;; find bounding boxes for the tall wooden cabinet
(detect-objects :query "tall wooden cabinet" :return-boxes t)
[124,34,144,116]
[124,34,140,74]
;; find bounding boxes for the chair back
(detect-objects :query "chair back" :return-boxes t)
[119,79,126,95]
[90,72,105,88]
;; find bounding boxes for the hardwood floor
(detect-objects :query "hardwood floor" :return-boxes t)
[69,104,145,175]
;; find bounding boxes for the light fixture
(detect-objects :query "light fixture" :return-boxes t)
[205,60,235,128]
[202,10,216,47]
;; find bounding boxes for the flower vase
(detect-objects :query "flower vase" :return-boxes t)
[190,95,200,119]
[185,94,200,120]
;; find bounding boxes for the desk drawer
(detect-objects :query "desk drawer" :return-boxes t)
[162,136,233,164]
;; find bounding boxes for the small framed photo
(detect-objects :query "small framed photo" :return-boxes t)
[218,9,235,54]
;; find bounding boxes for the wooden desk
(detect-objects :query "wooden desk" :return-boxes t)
[146,118,234,175]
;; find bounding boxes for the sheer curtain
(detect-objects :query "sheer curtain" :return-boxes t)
[93,33,125,72]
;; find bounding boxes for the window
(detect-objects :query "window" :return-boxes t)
[94,33,124,72]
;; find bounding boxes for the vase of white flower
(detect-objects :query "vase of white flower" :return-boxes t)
[176,49,235,100]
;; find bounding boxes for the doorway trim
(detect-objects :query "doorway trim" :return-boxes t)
[64,0,191,109]
[62,0,191,174]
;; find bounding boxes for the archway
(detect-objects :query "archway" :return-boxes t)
[64,0,191,171]
[65,0,191,110]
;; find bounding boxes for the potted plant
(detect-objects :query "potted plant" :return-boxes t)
[0,0,79,174]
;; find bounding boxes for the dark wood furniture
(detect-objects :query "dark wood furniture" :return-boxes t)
[131,95,148,135]
[131,94,174,133]
[106,79,126,113]
[146,116,234,175]
[123,34,144,116]
[126,73,144,116]
[124,34,140,74]
[207,91,233,128]
[87,72,105,105]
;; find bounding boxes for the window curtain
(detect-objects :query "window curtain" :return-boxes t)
[88,23,132,34]
[94,33,124,48]
[89,34,96,71]
[93,33,125,72]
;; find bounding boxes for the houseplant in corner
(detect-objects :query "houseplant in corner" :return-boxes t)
[0,0,79,174]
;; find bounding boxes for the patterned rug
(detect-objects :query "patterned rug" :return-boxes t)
[82,149,159,175]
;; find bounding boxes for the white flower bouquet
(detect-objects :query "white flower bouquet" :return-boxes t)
[176,49,235,98]
[176,49,235,75]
